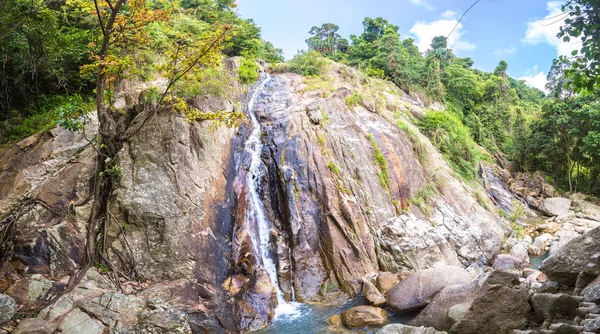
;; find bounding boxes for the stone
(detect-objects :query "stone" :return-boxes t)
[449,284,530,334]
[584,278,600,303]
[584,317,600,333]
[326,314,342,327]
[57,307,106,334]
[13,318,57,334]
[539,197,572,217]
[411,271,519,331]
[362,281,386,306]
[377,272,400,295]
[538,280,560,293]
[530,233,553,256]
[0,294,16,324]
[410,280,481,331]
[492,254,520,271]
[340,305,387,328]
[137,305,193,334]
[376,323,447,334]
[509,243,531,268]
[307,110,323,125]
[540,226,600,285]
[530,293,582,322]
[447,303,470,323]
[386,265,472,314]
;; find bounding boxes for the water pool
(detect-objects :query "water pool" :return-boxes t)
[255,297,414,334]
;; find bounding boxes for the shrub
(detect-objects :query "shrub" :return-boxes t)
[345,93,363,109]
[238,57,260,84]
[272,50,326,77]
[327,161,341,175]
[419,110,490,180]
[366,133,389,190]
[1,94,93,145]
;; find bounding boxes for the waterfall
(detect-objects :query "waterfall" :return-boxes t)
[244,75,300,318]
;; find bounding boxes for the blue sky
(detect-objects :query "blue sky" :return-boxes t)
[237,0,578,91]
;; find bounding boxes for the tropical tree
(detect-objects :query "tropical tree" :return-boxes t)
[305,23,348,57]
[557,0,600,94]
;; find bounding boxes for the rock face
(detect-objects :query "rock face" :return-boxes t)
[539,197,572,217]
[540,226,600,285]
[0,60,513,332]
[386,265,472,314]
[340,305,387,328]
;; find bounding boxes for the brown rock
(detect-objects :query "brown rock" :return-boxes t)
[341,305,387,328]
[222,274,249,296]
[14,318,57,334]
[450,285,530,333]
[363,281,386,306]
[377,272,399,295]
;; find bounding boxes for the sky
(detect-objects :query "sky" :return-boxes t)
[236,0,579,92]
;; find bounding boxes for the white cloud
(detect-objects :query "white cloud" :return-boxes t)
[493,45,517,56]
[519,66,548,91]
[441,10,457,19]
[411,0,434,11]
[410,16,475,53]
[523,1,578,57]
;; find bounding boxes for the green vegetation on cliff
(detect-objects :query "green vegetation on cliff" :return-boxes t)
[0,0,281,144]
[299,15,600,195]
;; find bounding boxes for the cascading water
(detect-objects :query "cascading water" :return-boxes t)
[244,75,301,319]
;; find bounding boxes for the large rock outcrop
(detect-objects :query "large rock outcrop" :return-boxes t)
[540,226,600,285]
[0,59,514,332]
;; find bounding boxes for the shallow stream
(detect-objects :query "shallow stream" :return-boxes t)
[255,297,414,334]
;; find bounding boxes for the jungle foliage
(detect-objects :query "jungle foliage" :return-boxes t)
[0,0,281,143]
[300,17,600,194]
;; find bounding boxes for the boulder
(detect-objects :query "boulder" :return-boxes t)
[449,282,530,334]
[530,233,553,256]
[376,323,447,334]
[340,305,387,328]
[509,243,531,268]
[362,280,386,306]
[583,317,600,333]
[540,226,600,285]
[539,197,572,217]
[492,254,520,272]
[549,228,580,255]
[13,318,57,334]
[0,293,16,324]
[583,277,600,303]
[386,265,472,314]
[410,280,482,330]
[530,293,582,322]
[411,271,519,331]
[377,272,400,295]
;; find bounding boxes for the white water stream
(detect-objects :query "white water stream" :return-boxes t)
[244,76,301,319]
